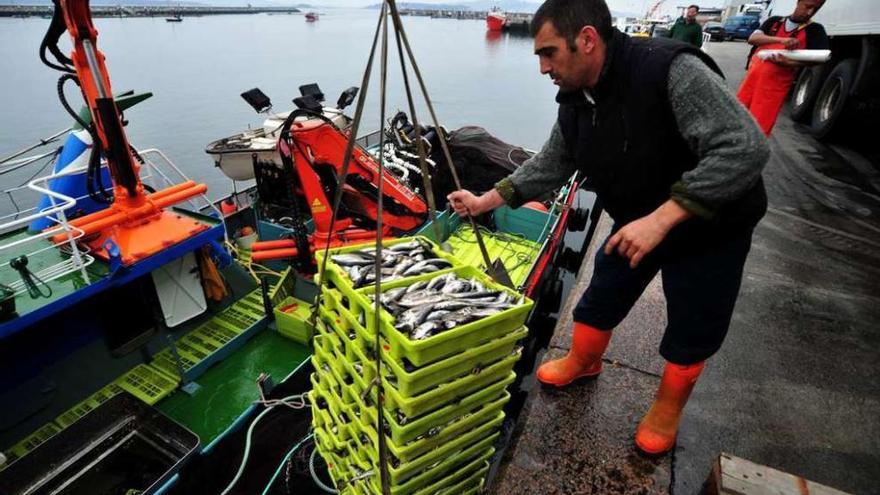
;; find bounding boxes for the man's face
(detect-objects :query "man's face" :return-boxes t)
[533,21,595,91]
[686,7,698,21]
[791,0,823,23]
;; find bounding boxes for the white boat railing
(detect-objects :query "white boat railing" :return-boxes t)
[0,165,94,290]
[0,146,225,298]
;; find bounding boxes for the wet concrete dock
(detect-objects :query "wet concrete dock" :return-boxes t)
[491,41,880,494]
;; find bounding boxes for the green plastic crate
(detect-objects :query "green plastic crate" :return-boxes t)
[274,296,315,344]
[319,299,528,397]
[380,326,527,397]
[2,422,61,467]
[409,456,491,495]
[314,236,462,296]
[54,382,125,428]
[378,350,521,419]
[351,399,506,464]
[327,330,520,419]
[360,424,500,487]
[114,364,179,405]
[352,411,503,483]
[334,265,533,366]
[352,372,514,446]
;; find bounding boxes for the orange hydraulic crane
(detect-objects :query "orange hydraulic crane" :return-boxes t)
[44,0,209,265]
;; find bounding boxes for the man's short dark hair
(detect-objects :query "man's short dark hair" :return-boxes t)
[529,0,614,49]
[688,4,700,11]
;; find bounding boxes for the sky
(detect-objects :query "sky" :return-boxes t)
[327,1,682,17]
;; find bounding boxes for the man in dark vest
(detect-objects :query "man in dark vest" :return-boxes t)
[447,0,769,455]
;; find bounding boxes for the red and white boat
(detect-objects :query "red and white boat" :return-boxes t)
[486,9,506,31]
[305,12,318,22]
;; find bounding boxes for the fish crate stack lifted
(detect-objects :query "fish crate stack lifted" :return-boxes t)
[308,236,533,494]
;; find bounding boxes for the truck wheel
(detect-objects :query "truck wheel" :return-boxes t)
[810,59,858,139]
[790,66,825,122]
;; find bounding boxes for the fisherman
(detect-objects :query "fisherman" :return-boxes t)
[668,4,703,48]
[447,0,769,455]
[737,0,829,135]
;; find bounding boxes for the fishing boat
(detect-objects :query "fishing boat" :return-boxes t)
[486,8,506,31]
[305,12,318,22]
[0,2,599,493]
[165,14,183,22]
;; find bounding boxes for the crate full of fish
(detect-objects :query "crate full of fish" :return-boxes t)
[310,367,500,493]
[316,300,527,396]
[310,332,514,453]
[315,236,460,294]
[341,265,533,366]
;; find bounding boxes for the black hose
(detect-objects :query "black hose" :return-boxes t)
[40,0,75,74]
[57,75,112,203]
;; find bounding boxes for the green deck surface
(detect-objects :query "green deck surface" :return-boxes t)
[157,329,311,445]
[0,229,109,316]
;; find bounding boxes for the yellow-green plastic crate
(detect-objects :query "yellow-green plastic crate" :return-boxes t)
[54,382,124,428]
[114,364,179,405]
[351,397,506,464]
[360,423,500,487]
[3,422,61,467]
[353,373,514,446]
[352,410,503,481]
[410,456,491,495]
[382,326,527,396]
[315,236,462,294]
[378,350,521,418]
[274,296,315,344]
[342,265,534,366]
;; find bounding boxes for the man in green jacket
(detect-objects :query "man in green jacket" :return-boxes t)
[669,4,703,47]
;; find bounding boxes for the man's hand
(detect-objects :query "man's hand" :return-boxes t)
[604,200,692,268]
[780,37,799,50]
[767,52,804,67]
[447,189,505,217]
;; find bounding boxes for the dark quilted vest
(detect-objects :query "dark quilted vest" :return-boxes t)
[558,29,766,228]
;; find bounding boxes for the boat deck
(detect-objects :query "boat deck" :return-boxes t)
[158,329,310,444]
[0,229,108,317]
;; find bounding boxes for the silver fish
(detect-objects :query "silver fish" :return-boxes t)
[411,320,442,340]
[332,253,374,266]
[396,304,436,332]
[397,290,449,308]
[405,280,429,293]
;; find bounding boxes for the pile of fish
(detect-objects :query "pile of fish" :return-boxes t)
[369,273,522,341]
[330,239,452,289]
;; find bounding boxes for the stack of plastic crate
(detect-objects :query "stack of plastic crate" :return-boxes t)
[309,236,532,494]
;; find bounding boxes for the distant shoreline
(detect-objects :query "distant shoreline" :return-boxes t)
[0,5,301,18]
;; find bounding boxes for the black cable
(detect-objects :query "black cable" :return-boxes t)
[57,75,112,203]
[10,256,53,300]
[40,0,75,74]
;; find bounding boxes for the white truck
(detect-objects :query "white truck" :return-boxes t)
[764,0,880,138]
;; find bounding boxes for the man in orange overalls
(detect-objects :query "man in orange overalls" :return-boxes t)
[736,0,829,135]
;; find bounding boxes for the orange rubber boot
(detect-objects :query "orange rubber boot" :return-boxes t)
[536,323,612,387]
[635,361,706,455]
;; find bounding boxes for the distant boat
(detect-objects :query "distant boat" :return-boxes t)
[305,12,318,22]
[486,9,505,32]
[165,14,183,22]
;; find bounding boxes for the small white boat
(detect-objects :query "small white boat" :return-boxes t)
[206,86,355,181]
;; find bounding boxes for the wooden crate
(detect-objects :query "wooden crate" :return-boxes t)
[702,453,852,495]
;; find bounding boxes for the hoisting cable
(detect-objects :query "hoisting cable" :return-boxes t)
[372,5,392,493]
[388,3,445,249]
[309,1,386,323]
[304,3,393,493]
[385,0,508,286]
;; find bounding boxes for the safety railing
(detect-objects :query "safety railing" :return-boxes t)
[0,166,95,292]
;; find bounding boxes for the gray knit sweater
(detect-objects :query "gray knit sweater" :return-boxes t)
[495,53,769,219]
